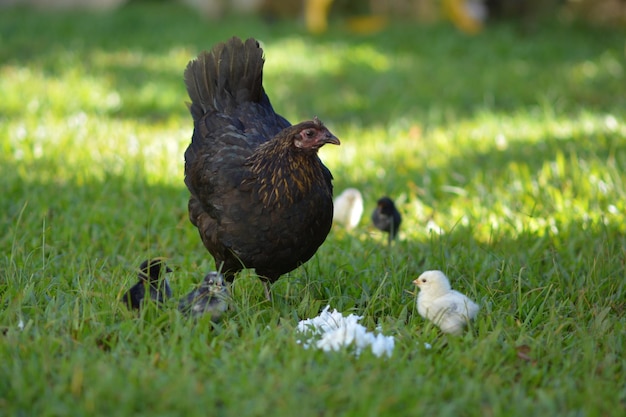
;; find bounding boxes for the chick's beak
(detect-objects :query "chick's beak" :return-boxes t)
[412,279,420,286]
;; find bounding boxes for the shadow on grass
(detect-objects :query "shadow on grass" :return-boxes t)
[0,160,192,271]
[1,2,624,124]
[6,2,621,208]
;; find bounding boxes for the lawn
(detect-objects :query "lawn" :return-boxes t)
[1,2,625,416]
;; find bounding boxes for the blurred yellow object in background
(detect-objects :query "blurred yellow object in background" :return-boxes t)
[305,0,334,34]
[304,0,488,35]
[346,15,388,35]
[442,0,485,34]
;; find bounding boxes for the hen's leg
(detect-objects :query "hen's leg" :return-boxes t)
[262,281,272,302]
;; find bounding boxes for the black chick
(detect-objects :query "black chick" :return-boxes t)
[371,197,402,243]
[178,272,230,322]
[123,258,173,310]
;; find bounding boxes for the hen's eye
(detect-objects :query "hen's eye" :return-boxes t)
[305,129,314,138]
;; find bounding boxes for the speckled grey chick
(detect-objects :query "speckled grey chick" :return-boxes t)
[178,271,230,321]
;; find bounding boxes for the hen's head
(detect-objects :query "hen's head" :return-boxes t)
[292,117,340,151]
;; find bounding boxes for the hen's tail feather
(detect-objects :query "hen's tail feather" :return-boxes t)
[184,37,265,121]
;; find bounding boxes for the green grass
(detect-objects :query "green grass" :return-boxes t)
[1,2,626,416]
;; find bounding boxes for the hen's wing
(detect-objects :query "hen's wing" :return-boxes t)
[184,37,291,204]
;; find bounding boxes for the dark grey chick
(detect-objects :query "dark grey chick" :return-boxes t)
[123,258,173,310]
[371,196,402,243]
[178,271,230,322]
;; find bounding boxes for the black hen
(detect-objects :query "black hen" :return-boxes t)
[371,197,402,243]
[123,258,173,310]
[183,37,340,297]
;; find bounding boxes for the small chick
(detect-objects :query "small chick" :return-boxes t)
[333,188,364,230]
[178,271,230,322]
[371,196,402,243]
[123,258,173,310]
[413,270,479,335]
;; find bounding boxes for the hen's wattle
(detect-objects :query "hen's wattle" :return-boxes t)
[183,37,339,297]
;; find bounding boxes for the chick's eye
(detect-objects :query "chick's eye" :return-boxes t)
[422,279,427,283]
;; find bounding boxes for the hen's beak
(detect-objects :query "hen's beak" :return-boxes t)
[322,132,340,146]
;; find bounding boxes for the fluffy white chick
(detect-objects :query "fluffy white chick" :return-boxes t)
[333,188,364,230]
[413,270,479,335]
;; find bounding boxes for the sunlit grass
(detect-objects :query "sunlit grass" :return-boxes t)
[1,2,626,416]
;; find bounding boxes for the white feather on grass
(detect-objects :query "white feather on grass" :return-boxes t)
[296,305,394,357]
